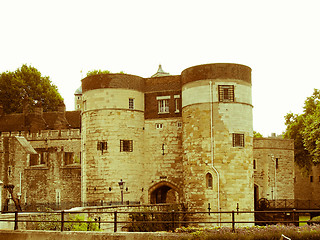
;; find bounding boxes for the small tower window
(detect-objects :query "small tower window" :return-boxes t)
[218,85,234,102]
[129,98,134,110]
[120,140,133,152]
[232,133,244,147]
[206,173,213,188]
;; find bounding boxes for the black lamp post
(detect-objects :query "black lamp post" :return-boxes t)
[118,179,125,205]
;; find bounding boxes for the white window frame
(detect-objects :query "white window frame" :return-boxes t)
[174,95,180,113]
[156,123,163,129]
[157,98,170,114]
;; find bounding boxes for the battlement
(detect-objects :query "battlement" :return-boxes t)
[0,129,81,140]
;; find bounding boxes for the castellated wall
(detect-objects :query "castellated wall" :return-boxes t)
[0,130,81,209]
[253,138,294,201]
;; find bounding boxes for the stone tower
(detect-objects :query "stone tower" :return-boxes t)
[81,74,146,203]
[181,63,254,223]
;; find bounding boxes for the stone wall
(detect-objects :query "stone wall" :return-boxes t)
[81,88,146,204]
[295,164,320,201]
[181,64,254,225]
[253,138,294,201]
[0,130,81,210]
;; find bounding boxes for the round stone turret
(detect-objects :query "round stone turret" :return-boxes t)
[81,73,145,204]
[181,63,254,224]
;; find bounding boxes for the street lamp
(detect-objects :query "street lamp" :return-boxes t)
[118,179,125,205]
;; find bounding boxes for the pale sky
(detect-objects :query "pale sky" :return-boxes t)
[0,0,319,137]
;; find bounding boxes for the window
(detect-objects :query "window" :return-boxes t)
[83,100,87,110]
[156,123,163,129]
[157,96,170,114]
[275,158,279,169]
[253,159,256,170]
[30,151,48,166]
[206,173,213,188]
[174,95,180,113]
[120,140,133,152]
[64,152,74,165]
[310,176,314,183]
[129,98,134,110]
[177,122,182,128]
[233,133,244,147]
[97,141,108,154]
[218,85,234,102]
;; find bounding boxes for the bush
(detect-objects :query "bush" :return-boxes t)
[30,209,99,231]
[128,204,186,232]
[65,214,100,231]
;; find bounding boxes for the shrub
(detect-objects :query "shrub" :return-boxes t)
[64,214,100,231]
[128,204,186,232]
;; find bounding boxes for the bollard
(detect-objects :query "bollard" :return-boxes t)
[61,210,65,231]
[114,211,117,232]
[14,211,18,230]
[232,211,235,232]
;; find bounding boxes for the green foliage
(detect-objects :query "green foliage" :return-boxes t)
[86,69,111,77]
[65,214,100,231]
[0,65,63,113]
[253,131,263,138]
[86,69,125,77]
[0,64,63,114]
[284,89,320,171]
[30,209,99,231]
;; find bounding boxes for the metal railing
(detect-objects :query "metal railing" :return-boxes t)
[3,200,141,212]
[269,199,320,210]
[1,209,319,232]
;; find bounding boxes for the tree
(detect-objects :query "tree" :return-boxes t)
[253,131,263,138]
[284,89,320,171]
[86,69,125,77]
[0,64,63,114]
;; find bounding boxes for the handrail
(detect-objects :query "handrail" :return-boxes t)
[1,209,319,232]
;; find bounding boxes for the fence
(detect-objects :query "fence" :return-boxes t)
[4,201,141,212]
[269,199,320,210]
[1,209,319,232]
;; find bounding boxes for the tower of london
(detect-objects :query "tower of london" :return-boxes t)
[81,63,254,222]
[0,62,299,225]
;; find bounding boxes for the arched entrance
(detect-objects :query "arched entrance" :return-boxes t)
[149,181,180,204]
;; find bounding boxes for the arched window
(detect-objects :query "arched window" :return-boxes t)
[206,173,213,188]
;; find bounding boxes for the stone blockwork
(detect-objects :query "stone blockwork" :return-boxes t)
[80,63,255,224]
[0,130,81,209]
[0,63,300,228]
[253,138,294,201]
[294,165,320,201]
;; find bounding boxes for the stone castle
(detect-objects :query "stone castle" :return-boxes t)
[0,62,314,223]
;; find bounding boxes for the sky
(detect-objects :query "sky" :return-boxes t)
[0,0,319,137]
